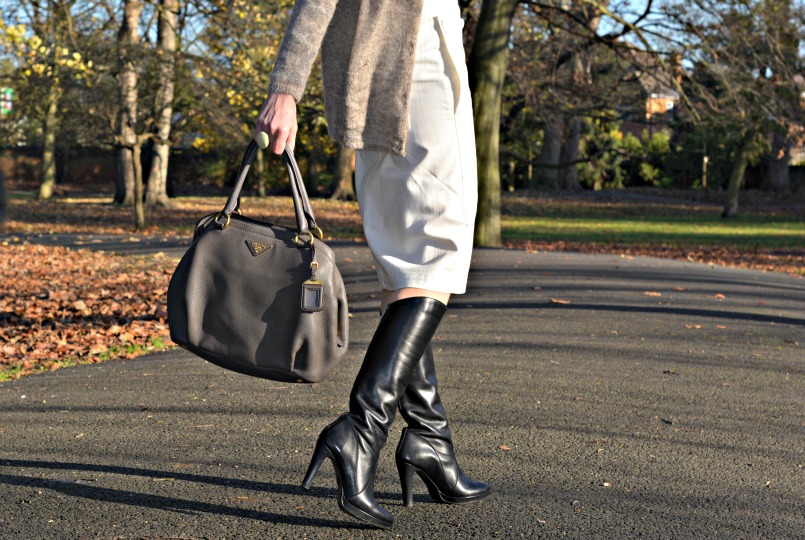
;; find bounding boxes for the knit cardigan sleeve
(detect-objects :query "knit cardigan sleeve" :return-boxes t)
[268,0,339,102]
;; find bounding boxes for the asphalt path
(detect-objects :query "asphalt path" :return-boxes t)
[1,235,804,539]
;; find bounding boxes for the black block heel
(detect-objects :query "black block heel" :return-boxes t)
[397,461,416,507]
[302,438,331,490]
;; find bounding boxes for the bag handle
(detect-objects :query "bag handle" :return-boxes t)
[218,141,319,236]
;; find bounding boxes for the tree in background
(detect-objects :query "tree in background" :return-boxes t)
[530,2,601,191]
[0,169,5,231]
[2,0,802,236]
[468,0,519,247]
[189,0,328,196]
[145,0,178,207]
[116,0,146,228]
[329,143,356,201]
[662,0,805,216]
[469,0,669,246]
[0,0,94,199]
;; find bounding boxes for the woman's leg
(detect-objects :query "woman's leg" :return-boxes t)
[381,288,450,313]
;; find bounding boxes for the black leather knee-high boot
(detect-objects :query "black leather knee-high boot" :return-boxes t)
[395,345,490,506]
[301,297,447,529]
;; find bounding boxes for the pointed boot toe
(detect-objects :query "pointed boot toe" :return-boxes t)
[340,486,393,529]
[302,417,393,529]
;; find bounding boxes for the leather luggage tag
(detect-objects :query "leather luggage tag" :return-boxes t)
[302,280,324,312]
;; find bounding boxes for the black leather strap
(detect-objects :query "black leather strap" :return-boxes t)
[220,142,318,234]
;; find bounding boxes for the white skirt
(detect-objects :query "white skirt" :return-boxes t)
[355,0,477,295]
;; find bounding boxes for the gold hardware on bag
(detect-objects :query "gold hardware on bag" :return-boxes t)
[294,233,315,247]
[215,212,231,229]
[293,227,324,245]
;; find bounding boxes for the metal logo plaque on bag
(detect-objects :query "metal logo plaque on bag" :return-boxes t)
[167,140,349,383]
[246,240,271,256]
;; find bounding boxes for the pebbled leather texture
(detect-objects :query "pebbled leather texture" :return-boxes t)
[167,145,349,383]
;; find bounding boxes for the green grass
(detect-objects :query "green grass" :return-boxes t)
[502,211,805,250]
[0,358,79,382]
[0,338,174,382]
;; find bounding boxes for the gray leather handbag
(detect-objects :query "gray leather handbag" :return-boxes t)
[167,142,349,382]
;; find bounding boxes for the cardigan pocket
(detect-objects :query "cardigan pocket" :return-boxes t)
[434,16,466,114]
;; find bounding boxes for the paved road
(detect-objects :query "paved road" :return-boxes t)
[1,236,804,539]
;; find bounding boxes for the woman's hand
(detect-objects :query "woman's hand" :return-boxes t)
[255,93,297,155]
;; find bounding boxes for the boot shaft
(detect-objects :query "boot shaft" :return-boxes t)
[348,296,447,441]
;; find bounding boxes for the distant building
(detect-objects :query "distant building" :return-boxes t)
[617,51,681,138]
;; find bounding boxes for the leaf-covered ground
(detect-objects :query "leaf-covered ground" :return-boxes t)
[5,194,364,239]
[1,242,174,380]
[1,188,802,379]
[502,239,804,276]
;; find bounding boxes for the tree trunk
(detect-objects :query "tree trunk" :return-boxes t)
[330,144,356,200]
[116,151,134,205]
[558,10,597,192]
[0,170,6,231]
[306,136,322,196]
[133,140,146,230]
[467,0,518,247]
[762,131,790,193]
[535,7,597,192]
[37,85,60,200]
[722,138,751,218]
[255,147,267,197]
[534,111,562,189]
[116,0,143,207]
[145,0,177,207]
[558,115,582,190]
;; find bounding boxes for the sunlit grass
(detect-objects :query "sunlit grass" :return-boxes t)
[502,212,804,250]
[7,189,803,251]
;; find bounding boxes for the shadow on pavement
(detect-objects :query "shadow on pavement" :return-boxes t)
[0,459,372,529]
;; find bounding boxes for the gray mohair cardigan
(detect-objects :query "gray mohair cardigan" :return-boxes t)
[268,0,426,157]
